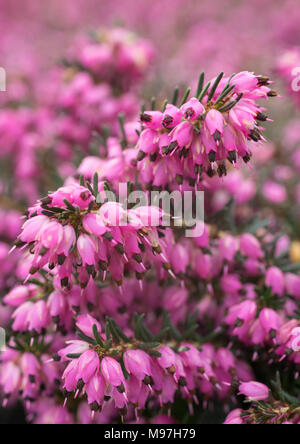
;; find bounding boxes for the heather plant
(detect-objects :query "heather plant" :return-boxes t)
[1,3,300,426]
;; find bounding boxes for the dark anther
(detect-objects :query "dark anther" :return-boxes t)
[206,166,215,177]
[217,163,227,177]
[178,376,187,387]
[243,153,251,163]
[90,402,102,412]
[86,265,96,276]
[133,253,143,263]
[227,150,237,163]
[184,108,194,118]
[234,318,244,328]
[115,243,125,255]
[41,196,52,205]
[76,379,84,391]
[140,113,152,122]
[150,152,157,162]
[143,375,154,386]
[58,254,66,265]
[208,150,216,162]
[117,383,126,394]
[249,129,261,141]
[256,75,270,86]
[61,277,69,288]
[52,353,61,362]
[256,112,268,121]
[137,150,146,161]
[162,115,173,128]
[52,315,60,325]
[103,232,113,242]
[98,260,108,271]
[176,174,183,185]
[213,130,221,142]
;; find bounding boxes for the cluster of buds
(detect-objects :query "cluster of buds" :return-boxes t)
[14,180,174,289]
[225,380,300,424]
[0,27,154,206]
[70,28,155,92]
[136,71,276,188]
[0,338,61,407]
[58,314,253,418]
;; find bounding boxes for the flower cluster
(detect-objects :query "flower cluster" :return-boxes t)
[58,314,253,418]
[136,71,275,187]
[225,381,300,424]
[15,181,174,288]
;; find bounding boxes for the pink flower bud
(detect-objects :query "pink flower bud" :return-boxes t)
[3,285,30,307]
[140,111,163,130]
[28,300,50,333]
[12,301,34,331]
[239,381,269,401]
[220,274,242,295]
[240,233,263,259]
[58,340,89,361]
[205,109,224,136]
[290,328,300,352]
[63,359,80,392]
[180,98,204,122]
[171,121,193,148]
[265,266,284,296]
[56,225,76,256]
[162,104,182,129]
[77,234,97,267]
[77,350,99,384]
[101,357,125,388]
[285,273,300,299]
[224,409,243,424]
[83,213,107,237]
[40,220,64,250]
[225,300,257,326]
[127,375,149,409]
[219,234,238,262]
[231,71,258,93]
[123,349,152,381]
[263,181,287,204]
[163,287,188,312]
[170,244,189,274]
[76,314,101,339]
[86,373,106,408]
[216,348,235,372]
[259,308,282,336]
[20,353,40,381]
[137,128,158,154]
[20,215,49,243]
[48,290,67,321]
[0,362,21,397]
[157,346,176,371]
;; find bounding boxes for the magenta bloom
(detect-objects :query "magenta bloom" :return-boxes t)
[239,381,269,401]
[265,266,285,297]
[101,357,125,389]
[123,350,152,381]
